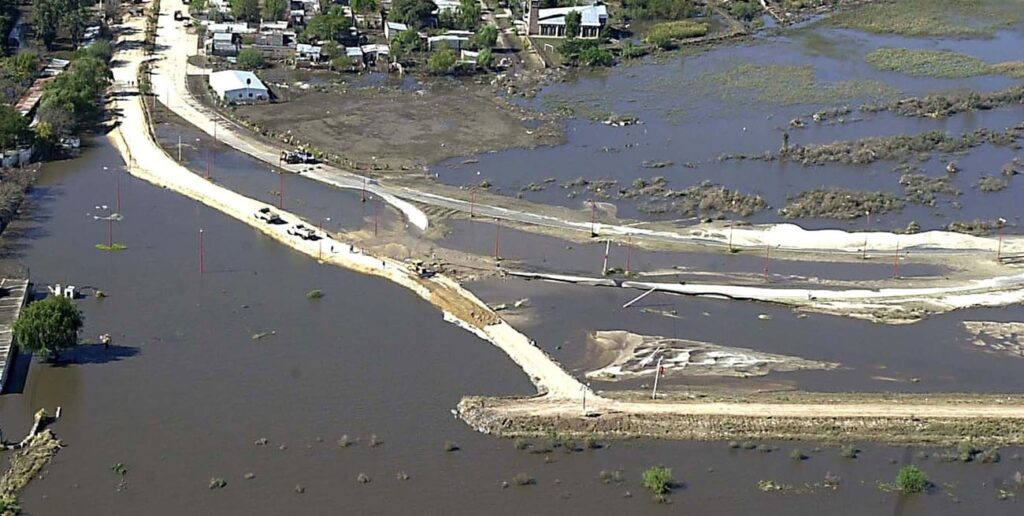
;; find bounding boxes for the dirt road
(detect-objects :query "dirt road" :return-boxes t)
[149,0,1024,263]
[109,5,588,400]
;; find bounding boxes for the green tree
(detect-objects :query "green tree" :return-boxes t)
[304,6,352,41]
[642,466,673,495]
[475,25,497,49]
[579,45,612,66]
[1,52,40,83]
[390,27,421,62]
[32,0,62,50]
[320,40,340,59]
[188,0,208,15]
[262,0,288,21]
[455,0,481,30]
[729,0,763,22]
[390,0,437,27]
[350,0,378,27]
[62,4,89,47]
[564,10,581,39]
[427,43,456,75]
[229,0,260,22]
[13,296,84,360]
[895,465,928,494]
[0,105,30,149]
[475,47,493,69]
[237,48,266,69]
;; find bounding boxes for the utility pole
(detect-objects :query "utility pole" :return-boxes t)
[625,236,632,274]
[763,245,770,282]
[997,218,1006,262]
[892,240,900,279]
[470,189,475,218]
[602,240,610,275]
[278,172,284,209]
[494,217,501,260]
[199,229,205,275]
[373,201,379,236]
[590,200,597,237]
[177,134,182,162]
[361,177,367,202]
[728,223,734,253]
[863,210,870,260]
[581,384,587,415]
[651,356,664,399]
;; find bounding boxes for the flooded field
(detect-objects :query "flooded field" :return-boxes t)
[1,138,1022,514]
[435,24,1024,231]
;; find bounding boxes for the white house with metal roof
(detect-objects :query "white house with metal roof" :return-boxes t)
[525,1,607,38]
[208,70,269,104]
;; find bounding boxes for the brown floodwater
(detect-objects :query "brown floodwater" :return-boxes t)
[0,137,1021,514]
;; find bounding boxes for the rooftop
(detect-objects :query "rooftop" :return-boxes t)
[209,70,268,92]
[537,4,607,26]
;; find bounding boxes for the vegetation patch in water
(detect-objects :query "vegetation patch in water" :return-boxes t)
[862,85,1024,118]
[865,48,1024,78]
[693,62,898,106]
[646,20,709,48]
[783,127,1024,165]
[780,189,903,220]
[829,0,1024,38]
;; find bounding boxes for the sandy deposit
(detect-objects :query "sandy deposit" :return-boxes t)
[963,321,1024,357]
[584,330,837,380]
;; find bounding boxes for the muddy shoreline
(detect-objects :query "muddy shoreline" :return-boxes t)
[457,394,1024,446]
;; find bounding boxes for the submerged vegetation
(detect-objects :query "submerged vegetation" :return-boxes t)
[646,20,708,48]
[783,127,1024,166]
[862,85,1024,118]
[780,189,903,220]
[865,48,1024,79]
[694,62,898,105]
[829,0,1024,38]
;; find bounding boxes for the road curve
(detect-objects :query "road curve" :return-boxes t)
[149,0,1024,260]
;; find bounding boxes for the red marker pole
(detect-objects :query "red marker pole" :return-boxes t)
[997,225,1004,262]
[590,201,597,237]
[199,229,205,275]
[625,236,632,274]
[361,177,367,203]
[494,218,501,259]
[763,245,770,282]
[892,241,900,279]
[470,190,475,218]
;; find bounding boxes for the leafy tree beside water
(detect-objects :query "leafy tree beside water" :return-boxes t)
[0,106,30,149]
[427,43,456,75]
[14,295,84,360]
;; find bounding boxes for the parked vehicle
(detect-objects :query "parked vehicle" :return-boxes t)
[281,150,317,164]
[255,207,284,224]
[173,10,186,20]
[287,224,317,240]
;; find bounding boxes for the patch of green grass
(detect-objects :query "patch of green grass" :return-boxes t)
[646,20,709,48]
[865,48,1024,78]
[95,243,127,251]
[829,0,1024,38]
[693,62,899,106]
